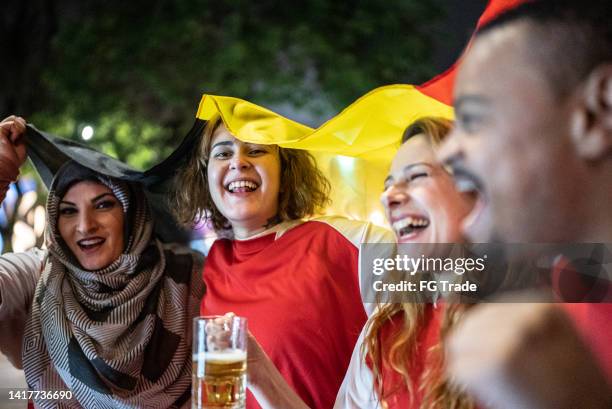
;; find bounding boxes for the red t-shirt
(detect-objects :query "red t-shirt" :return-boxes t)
[366,253,612,409]
[372,301,612,409]
[552,256,612,379]
[563,303,612,380]
[201,219,378,408]
[371,305,442,409]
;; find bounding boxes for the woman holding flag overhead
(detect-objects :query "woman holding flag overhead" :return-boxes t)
[0,115,204,409]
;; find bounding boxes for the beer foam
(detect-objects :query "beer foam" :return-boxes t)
[193,349,247,363]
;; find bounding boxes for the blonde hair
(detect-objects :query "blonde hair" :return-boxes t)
[402,116,454,146]
[173,114,331,232]
[364,117,474,409]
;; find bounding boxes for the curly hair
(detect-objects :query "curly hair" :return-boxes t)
[364,117,474,409]
[173,114,331,233]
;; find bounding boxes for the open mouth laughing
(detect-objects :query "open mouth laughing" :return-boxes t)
[77,237,106,252]
[225,179,260,193]
[392,215,431,240]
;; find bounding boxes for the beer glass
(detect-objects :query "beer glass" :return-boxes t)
[192,315,247,409]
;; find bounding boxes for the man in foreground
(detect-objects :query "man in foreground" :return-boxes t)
[439,1,612,408]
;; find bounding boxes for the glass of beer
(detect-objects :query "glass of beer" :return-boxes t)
[192,315,247,409]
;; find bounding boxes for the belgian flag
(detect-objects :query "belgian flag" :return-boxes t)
[189,0,526,222]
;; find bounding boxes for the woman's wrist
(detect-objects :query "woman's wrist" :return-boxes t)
[0,156,20,203]
[0,156,19,182]
[247,346,310,409]
[248,370,310,409]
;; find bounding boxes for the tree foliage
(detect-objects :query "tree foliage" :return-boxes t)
[1,0,448,253]
[11,0,446,170]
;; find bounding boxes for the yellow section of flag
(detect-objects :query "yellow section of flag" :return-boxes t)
[196,84,453,224]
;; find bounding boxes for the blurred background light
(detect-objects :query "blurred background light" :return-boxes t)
[34,205,46,238]
[368,210,386,227]
[17,191,38,217]
[18,177,37,193]
[12,221,36,252]
[81,125,94,140]
[336,155,355,174]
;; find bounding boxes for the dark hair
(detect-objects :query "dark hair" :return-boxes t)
[476,0,612,98]
[54,162,107,200]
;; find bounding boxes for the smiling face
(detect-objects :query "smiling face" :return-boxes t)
[438,24,588,243]
[58,181,125,270]
[207,124,281,238]
[381,134,473,244]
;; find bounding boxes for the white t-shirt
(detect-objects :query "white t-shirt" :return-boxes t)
[334,320,381,409]
[0,247,46,368]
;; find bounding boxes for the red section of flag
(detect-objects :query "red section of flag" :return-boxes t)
[416,0,527,105]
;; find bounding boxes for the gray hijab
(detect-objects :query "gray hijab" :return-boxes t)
[23,161,204,409]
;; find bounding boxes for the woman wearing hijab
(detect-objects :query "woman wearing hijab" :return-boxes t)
[0,116,204,408]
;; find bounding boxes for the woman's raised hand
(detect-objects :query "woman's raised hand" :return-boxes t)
[0,115,27,180]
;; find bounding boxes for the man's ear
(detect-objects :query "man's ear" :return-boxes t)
[570,64,612,161]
